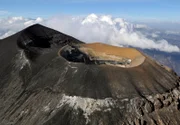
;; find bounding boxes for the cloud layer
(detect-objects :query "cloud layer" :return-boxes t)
[0,14,179,53]
[0,16,43,39]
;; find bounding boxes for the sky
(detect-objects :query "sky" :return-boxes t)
[0,0,180,21]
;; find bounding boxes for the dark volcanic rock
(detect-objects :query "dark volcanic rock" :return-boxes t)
[0,24,180,125]
[144,101,154,113]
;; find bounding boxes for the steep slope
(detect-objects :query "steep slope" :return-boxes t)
[0,24,180,125]
[142,49,180,76]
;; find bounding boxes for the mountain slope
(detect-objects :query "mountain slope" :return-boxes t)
[142,49,180,76]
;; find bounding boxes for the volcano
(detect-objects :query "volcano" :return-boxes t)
[0,24,180,125]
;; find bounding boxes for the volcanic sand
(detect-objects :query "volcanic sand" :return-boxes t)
[79,43,146,68]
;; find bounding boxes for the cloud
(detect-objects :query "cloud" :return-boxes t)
[0,14,179,53]
[45,14,180,53]
[0,16,43,39]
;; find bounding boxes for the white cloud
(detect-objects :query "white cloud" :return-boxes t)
[0,14,179,53]
[0,16,43,39]
[0,31,15,39]
[24,17,43,26]
[151,33,158,38]
[45,14,179,52]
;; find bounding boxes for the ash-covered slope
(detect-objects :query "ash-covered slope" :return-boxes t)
[0,24,180,125]
[142,49,180,76]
